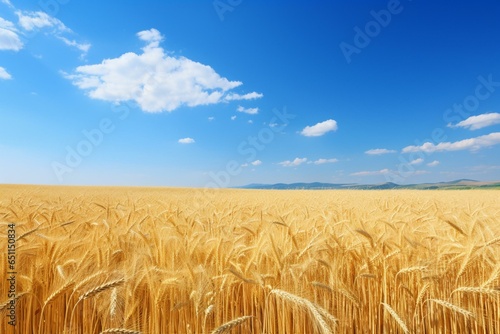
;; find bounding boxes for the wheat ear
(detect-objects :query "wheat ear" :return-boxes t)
[382,302,409,334]
[44,281,74,306]
[427,299,475,318]
[271,289,336,334]
[210,315,253,334]
[0,292,27,311]
[99,329,141,334]
[79,278,125,301]
[451,287,500,296]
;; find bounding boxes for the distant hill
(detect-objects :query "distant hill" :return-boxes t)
[237,180,500,190]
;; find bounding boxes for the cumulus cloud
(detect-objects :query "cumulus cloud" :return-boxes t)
[231,116,237,120]
[409,158,424,165]
[224,92,263,101]
[137,28,163,46]
[237,105,259,114]
[16,10,68,32]
[251,160,262,166]
[365,148,396,155]
[448,112,500,130]
[312,158,338,165]
[279,157,307,167]
[0,17,15,30]
[300,119,338,137]
[427,160,440,167]
[208,116,214,121]
[0,18,23,51]
[65,29,262,113]
[402,132,500,153]
[178,137,195,144]
[0,66,11,79]
[351,169,391,176]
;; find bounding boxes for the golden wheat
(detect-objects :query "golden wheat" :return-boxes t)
[0,185,499,333]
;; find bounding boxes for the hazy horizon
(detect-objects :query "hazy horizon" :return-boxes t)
[1,1,499,187]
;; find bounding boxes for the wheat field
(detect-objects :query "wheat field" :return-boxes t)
[1,185,499,333]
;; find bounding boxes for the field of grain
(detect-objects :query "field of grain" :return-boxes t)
[0,185,499,333]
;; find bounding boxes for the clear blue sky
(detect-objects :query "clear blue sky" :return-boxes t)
[1,0,499,187]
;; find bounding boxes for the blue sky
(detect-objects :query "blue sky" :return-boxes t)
[1,0,499,187]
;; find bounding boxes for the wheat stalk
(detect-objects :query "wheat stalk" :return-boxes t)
[271,289,336,334]
[381,302,409,334]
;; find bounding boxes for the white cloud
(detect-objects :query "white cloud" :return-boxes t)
[248,120,253,124]
[279,157,308,167]
[16,10,68,32]
[0,66,11,79]
[208,116,214,121]
[1,0,13,8]
[427,160,440,167]
[237,105,259,114]
[448,112,500,130]
[224,92,263,101]
[313,158,338,165]
[231,115,237,120]
[409,158,424,165]
[251,160,262,166]
[0,29,22,51]
[402,132,500,153]
[0,18,23,51]
[137,28,163,47]
[300,119,338,137]
[66,29,262,113]
[365,148,396,155]
[0,17,15,30]
[351,169,391,176]
[57,36,91,55]
[10,10,89,55]
[178,137,195,144]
